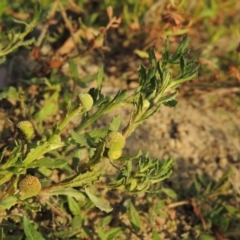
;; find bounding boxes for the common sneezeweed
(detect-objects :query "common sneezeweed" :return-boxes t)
[19,175,42,200]
[0,36,198,215]
[16,121,35,141]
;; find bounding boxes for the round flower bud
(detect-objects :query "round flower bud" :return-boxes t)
[16,121,34,140]
[105,131,125,150]
[78,93,93,111]
[127,178,138,192]
[107,148,122,160]
[19,175,41,199]
[142,99,150,110]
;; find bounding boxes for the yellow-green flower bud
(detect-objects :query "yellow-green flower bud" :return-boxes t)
[142,99,150,110]
[105,131,125,150]
[16,121,34,140]
[78,93,93,111]
[19,175,41,199]
[127,178,138,192]
[107,148,122,160]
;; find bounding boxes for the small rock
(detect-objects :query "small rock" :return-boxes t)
[218,157,229,169]
[214,169,223,181]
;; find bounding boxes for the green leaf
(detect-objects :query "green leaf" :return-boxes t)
[161,188,177,199]
[2,146,22,168]
[197,233,215,240]
[34,91,59,122]
[148,47,157,70]
[152,231,162,240]
[193,175,201,194]
[0,196,18,211]
[62,171,101,188]
[180,56,186,73]
[170,35,189,63]
[0,86,18,100]
[23,140,65,166]
[85,188,113,213]
[44,188,85,200]
[109,115,121,132]
[99,216,112,227]
[163,99,178,107]
[161,37,170,67]
[106,227,122,240]
[97,66,104,90]
[23,216,45,240]
[0,56,6,64]
[68,59,79,81]
[67,196,81,216]
[0,227,5,239]
[28,158,67,169]
[71,131,91,147]
[224,205,240,215]
[87,128,108,140]
[129,201,141,232]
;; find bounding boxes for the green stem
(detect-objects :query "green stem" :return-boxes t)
[23,106,83,166]
[76,101,127,132]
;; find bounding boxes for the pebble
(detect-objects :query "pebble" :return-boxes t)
[218,157,229,169]
[214,169,224,181]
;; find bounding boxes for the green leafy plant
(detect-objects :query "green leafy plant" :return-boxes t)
[0,4,45,64]
[0,5,200,238]
[0,34,198,210]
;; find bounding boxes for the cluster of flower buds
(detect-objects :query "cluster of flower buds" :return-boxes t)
[105,131,125,160]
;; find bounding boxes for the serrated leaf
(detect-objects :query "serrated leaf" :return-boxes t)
[67,196,81,216]
[155,157,174,182]
[62,171,101,188]
[23,141,65,166]
[85,188,113,213]
[129,201,141,232]
[23,216,45,240]
[3,146,22,168]
[138,64,147,85]
[88,128,108,140]
[109,115,121,132]
[71,131,90,147]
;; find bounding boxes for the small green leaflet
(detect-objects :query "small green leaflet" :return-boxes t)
[85,188,113,213]
[23,216,45,240]
[129,201,141,232]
